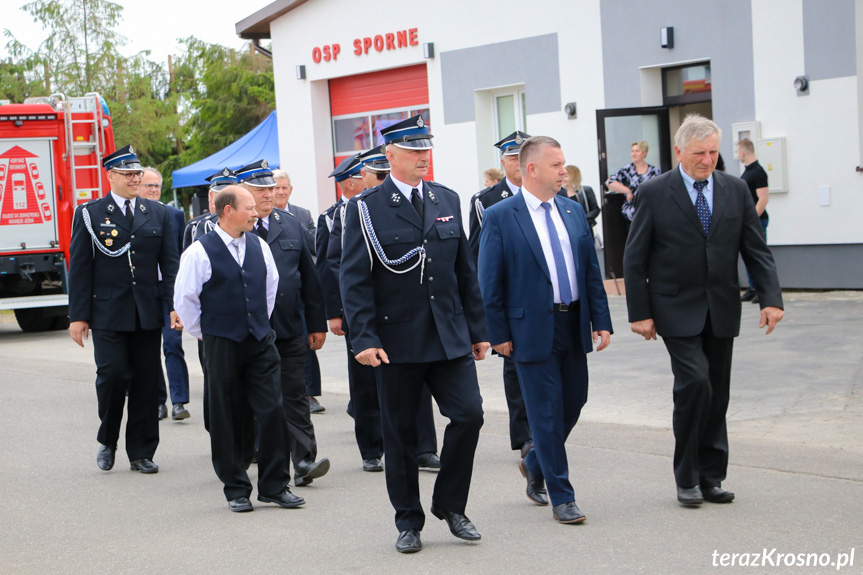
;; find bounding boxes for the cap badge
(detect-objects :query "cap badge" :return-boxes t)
[261,159,269,169]
[515,134,523,145]
[129,145,135,154]
[417,117,425,128]
[222,168,230,177]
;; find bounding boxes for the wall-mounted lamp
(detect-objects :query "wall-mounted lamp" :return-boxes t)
[794,75,809,96]
[423,42,435,59]
[296,65,306,80]
[660,27,674,49]
[564,102,577,120]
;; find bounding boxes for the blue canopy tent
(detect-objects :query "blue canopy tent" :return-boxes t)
[171,110,280,188]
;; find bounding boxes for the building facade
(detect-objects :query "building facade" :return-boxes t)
[237,0,863,288]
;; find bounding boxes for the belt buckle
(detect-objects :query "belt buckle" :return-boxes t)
[556,303,569,312]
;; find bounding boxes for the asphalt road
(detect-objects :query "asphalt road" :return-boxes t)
[1,291,861,574]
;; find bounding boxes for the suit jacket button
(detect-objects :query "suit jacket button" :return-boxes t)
[384,315,389,321]
[132,281,136,285]
[427,258,432,263]
[429,277,433,282]
[130,235,135,239]
[394,236,399,241]
[424,239,428,244]
[430,295,435,301]
[131,251,135,254]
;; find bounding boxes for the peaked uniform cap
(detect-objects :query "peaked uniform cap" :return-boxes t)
[236,159,276,187]
[380,115,434,150]
[103,145,142,172]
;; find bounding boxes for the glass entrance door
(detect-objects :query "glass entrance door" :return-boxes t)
[596,106,671,280]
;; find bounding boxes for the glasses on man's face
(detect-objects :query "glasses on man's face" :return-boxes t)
[142,183,161,189]
[112,170,144,180]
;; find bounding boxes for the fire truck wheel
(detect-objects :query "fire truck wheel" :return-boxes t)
[14,308,55,332]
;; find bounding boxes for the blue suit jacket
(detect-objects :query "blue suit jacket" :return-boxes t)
[340,176,487,363]
[477,192,612,362]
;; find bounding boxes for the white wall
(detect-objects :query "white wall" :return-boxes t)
[752,0,863,246]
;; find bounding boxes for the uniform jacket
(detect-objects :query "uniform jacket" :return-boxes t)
[477,192,612,362]
[315,201,343,320]
[286,202,317,256]
[623,168,782,338]
[69,195,179,331]
[340,176,487,363]
[182,213,217,251]
[167,205,186,255]
[468,179,516,261]
[265,208,327,339]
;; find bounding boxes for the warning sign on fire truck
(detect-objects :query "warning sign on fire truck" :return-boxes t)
[0,139,59,252]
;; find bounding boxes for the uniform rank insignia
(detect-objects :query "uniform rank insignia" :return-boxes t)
[427,189,437,203]
[139,204,147,213]
[106,204,115,213]
[273,212,281,221]
[390,192,402,205]
[501,190,510,198]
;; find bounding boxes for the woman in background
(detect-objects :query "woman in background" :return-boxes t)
[560,164,600,231]
[606,140,661,227]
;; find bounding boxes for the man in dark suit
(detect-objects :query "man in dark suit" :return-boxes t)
[478,136,613,524]
[140,167,191,422]
[624,114,784,506]
[469,131,534,461]
[340,115,489,554]
[68,145,180,474]
[174,185,303,512]
[237,160,331,487]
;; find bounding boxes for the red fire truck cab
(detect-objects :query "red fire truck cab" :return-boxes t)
[0,93,116,331]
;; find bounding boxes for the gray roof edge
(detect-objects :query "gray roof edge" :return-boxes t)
[235,0,311,39]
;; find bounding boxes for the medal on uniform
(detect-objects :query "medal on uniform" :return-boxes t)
[111,229,118,237]
[105,239,113,246]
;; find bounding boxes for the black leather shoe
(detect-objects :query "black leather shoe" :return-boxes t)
[702,485,735,503]
[751,295,760,304]
[157,404,168,421]
[430,503,481,541]
[130,459,159,474]
[417,452,441,470]
[97,444,115,471]
[308,396,325,414]
[677,485,704,506]
[228,497,253,512]
[519,440,534,459]
[363,458,384,472]
[518,459,549,505]
[741,289,757,302]
[552,501,586,524]
[171,403,190,420]
[294,457,330,486]
[258,487,305,508]
[395,529,422,553]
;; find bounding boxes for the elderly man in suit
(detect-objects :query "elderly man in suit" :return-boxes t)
[68,145,181,474]
[478,136,612,524]
[624,114,784,506]
[340,115,489,554]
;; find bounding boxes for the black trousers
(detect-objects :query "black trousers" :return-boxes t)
[275,335,317,470]
[376,355,484,532]
[203,331,288,500]
[344,334,438,460]
[502,354,532,450]
[93,327,161,461]
[662,315,734,489]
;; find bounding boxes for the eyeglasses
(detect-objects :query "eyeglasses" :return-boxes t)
[142,183,161,189]
[112,171,143,180]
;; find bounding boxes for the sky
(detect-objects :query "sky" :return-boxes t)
[1,0,272,67]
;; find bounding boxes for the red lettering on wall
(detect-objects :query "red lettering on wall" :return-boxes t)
[397,30,407,48]
[312,46,322,63]
[322,45,331,61]
[385,33,395,50]
[363,37,372,54]
[408,28,418,46]
[341,29,420,59]
[373,35,384,52]
[353,39,362,56]
[332,44,341,60]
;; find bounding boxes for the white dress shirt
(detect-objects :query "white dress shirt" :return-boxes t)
[504,178,519,196]
[173,224,279,339]
[521,187,579,303]
[390,174,423,201]
[110,191,136,216]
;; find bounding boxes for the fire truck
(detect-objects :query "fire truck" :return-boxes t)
[0,92,116,331]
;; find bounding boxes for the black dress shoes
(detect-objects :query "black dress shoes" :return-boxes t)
[518,459,549,506]
[430,503,481,541]
[130,459,159,474]
[171,403,190,420]
[294,457,330,486]
[396,529,422,553]
[157,404,168,421]
[97,444,115,471]
[308,396,326,414]
[552,501,586,524]
[229,497,253,512]
[519,440,534,459]
[677,485,704,506]
[417,452,441,470]
[703,485,735,503]
[363,458,384,472]
[257,487,305,508]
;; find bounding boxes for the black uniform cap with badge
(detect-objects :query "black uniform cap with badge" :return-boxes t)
[328,154,363,182]
[236,159,276,188]
[103,145,143,172]
[357,146,391,173]
[494,130,531,157]
[205,167,238,192]
[379,115,434,150]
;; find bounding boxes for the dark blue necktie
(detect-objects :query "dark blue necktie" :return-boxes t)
[541,202,573,304]
[693,180,710,234]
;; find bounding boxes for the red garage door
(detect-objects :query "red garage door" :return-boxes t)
[330,63,433,188]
